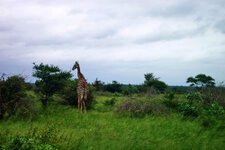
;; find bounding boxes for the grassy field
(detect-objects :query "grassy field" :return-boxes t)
[0,93,224,150]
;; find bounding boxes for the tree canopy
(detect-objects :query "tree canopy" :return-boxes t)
[32,63,72,107]
[186,74,215,88]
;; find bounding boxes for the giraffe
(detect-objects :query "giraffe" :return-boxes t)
[72,61,89,113]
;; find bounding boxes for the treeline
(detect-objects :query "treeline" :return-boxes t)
[92,73,167,95]
[0,62,224,121]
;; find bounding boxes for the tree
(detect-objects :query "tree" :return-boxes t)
[93,78,104,91]
[186,74,215,88]
[32,63,72,108]
[144,73,167,93]
[105,81,122,93]
[144,73,159,84]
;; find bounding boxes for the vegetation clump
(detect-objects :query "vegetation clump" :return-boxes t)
[0,75,36,120]
[116,98,169,117]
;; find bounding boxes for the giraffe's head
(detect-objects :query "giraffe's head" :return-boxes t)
[72,61,79,70]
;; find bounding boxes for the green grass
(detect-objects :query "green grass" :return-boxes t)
[0,93,224,150]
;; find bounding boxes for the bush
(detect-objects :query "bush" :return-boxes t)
[200,86,225,109]
[145,80,167,93]
[0,75,36,120]
[104,98,116,106]
[60,79,95,110]
[1,125,59,150]
[179,103,198,117]
[163,91,180,109]
[104,81,122,93]
[115,98,169,117]
[178,92,202,117]
[121,84,139,96]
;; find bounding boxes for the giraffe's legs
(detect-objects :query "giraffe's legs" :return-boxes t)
[80,101,83,113]
[83,101,86,114]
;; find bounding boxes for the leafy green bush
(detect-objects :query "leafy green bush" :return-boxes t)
[121,84,139,95]
[145,80,167,93]
[104,98,116,106]
[179,103,198,117]
[178,92,202,117]
[163,90,180,109]
[115,98,169,117]
[0,75,37,120]
[209,104,224,115]
[104,81,122,93]
[1,125,60,150]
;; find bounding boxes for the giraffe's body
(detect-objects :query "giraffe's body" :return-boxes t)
[72,61,89,113]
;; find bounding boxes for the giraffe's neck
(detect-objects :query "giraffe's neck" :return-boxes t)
[77,65,84,79]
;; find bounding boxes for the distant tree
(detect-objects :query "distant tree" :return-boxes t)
[186,74,215,88]
[122,84,139,95]
[105,81,122,93]
[32,63,72,108]
[144,73,167,93]
[93,78,104,91]
[144,73,159,84]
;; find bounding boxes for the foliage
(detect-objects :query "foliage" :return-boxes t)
[185,92,203,106]
[116,98,169,117]
[121,84,139,95]
[163,91,180,109]
[0,94,225,149]
[32,63,72,108]
[104,98,116,106]
[1,125,59,150]
[143,73,167,93]
[187,74,215,88]
[144,73,159,82]
[164,90,175,101]
[59,79,95,110]
[179,103,198,117]
[204,104,224,116]
[178,92,203,117]
[0,75,36,120]
[104,81,122,93]
[200,85,225,108]
[92,78,105,91]
[145,80,167,93]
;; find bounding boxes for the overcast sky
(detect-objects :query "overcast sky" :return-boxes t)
[0,0,224,85]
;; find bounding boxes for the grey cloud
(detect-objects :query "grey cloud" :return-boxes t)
[0,0,225,85]
[214,19,225,34]
[146,1,197,18]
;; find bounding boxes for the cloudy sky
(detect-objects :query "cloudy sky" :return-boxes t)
[0,0,225,85]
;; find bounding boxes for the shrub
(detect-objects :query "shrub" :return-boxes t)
[145,87,159,97]
[179,103,198,117]
[121,84,139,96]
[145,80,167,93]
[200,86,225,108]
[0,75,36,120]
[115,98,169,117]
[104,81,122,93]
[204,104,224,116]
[104,98,116,106]
[178,92,202,117]
[1,125,59,150]
[163,91,179,109]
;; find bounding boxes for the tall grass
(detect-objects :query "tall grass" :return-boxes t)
[0,94,224,149]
